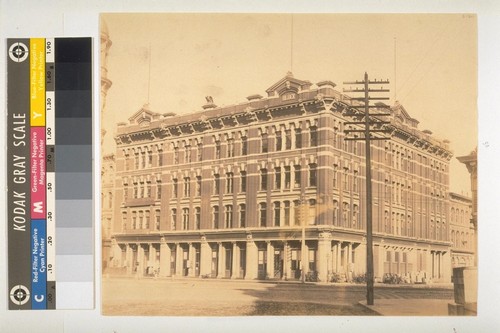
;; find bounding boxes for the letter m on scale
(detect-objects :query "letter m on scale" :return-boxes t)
[33,201,44,215]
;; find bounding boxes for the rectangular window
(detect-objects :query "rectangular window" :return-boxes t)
[284,166,291,189]
[155,210,160,230]
[133,184,138,198]
[275,131,282,151]
[309,164,317,187]
[182,208,189,230]
[196,176,202,196]
[156,181,162,199]
[333,165,338,188]
[240,171,247,192]
[183,177,190,197]
[225,205,233,228]
[274,202,281,226]
[197,143,203,161]
[171,209,177,230]
[241,136,248,156]
[135,154,139,169]
[227,139,234,157]
[146,183,151,198]
[158,151,163,166]
[145,211,150,229]
[132,211,137,229]
[275,167,281,189]
[148,153,153,167]
[294,165,301,188]
[195,207,201,230]
[215,141,221,159]
[123,186,128,201]
[141,153,146,168]
[262,133,268,153]
[173,179,178,197]
[310,126,318,147]
[284,201,290,226]
[226,172,234,193]
[260,169,268,191]
[185,146,191,163]
[213,206,219,229]
[174,148,179,164]
[295,128,302,148]
[214,174,220,195]
[285,130,292,150]
[239,204,246,228]
[343,171,349,191]
[122,212,127,231]
[259,203,267,227]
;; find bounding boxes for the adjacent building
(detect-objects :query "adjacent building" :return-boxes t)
[106,73,453,283]
[449,192,474,269]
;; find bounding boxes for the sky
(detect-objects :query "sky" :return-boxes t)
[101,13,477,195]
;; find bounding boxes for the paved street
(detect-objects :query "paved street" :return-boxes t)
[102,277,454,316]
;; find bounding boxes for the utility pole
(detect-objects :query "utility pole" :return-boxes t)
[343,72,391,305]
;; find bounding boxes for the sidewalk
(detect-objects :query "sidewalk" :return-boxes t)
[359,299,453,316]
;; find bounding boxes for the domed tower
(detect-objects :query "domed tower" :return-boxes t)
[100,18,113,144]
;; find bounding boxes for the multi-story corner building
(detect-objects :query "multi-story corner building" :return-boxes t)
[107,73,453,283]
[448,192,474,269]
[102,153,115,271]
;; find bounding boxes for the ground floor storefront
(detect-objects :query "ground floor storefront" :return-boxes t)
[105,228,451,283]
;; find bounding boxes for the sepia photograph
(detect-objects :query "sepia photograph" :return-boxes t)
[100,13,477,316]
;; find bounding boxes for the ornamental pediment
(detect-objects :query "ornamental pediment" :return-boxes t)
[128,104,161,126]
[265,72,312,98]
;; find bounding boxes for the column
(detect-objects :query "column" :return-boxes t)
[200,239,212,277]
[188,243,196,277]
[217,242,224,278]
[175,243,182,277]
[137,243,145,277]
[159,238,170,277]
[111,240,121,267]
[125,243,133,275]
[284,242,291,280]
[355,242,366,277]
[301,242,309,276]
[266,241,274,279]
[245,237,258,280]
[231,242,239,279]
[317,232,331,283]
[336,242,342,273]
[373,244,384,280]
[424,249,433,281]
[442,251,451,283]
[148,243,155,275]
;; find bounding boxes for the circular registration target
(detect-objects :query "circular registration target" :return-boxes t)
[10,285,30,306]
[8,42,29,63]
